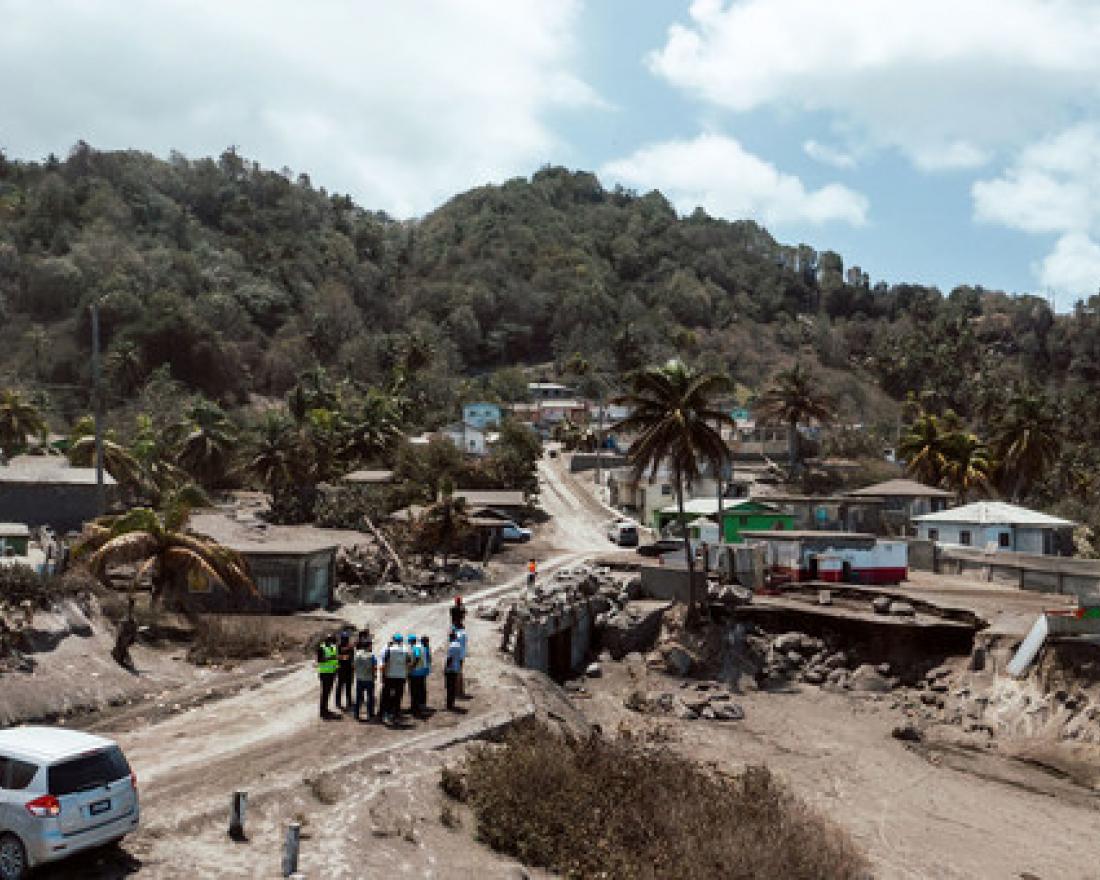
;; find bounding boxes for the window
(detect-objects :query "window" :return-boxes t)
[959,530,972,546]
[661,485,672,496]
[740,516,750,526]
[999,532,1011,548]
[0,756,39,790]
[927,528,939,541]
[49,747,131,795]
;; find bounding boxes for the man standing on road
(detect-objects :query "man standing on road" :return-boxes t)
[450,596,466,630]
[453,624,469,699]
[316,633,340,721]
[380,633,409,723]
[353,632,377,722]
[410,634,431,717]
[527,558,537,588]
[335,630,355,712]
[445,630,463,711]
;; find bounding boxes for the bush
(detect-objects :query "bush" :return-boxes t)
[0,565,95,608]
[449,720,867,880]
[187,615,293,666]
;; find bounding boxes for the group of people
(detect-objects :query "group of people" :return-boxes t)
[315,597,469,723]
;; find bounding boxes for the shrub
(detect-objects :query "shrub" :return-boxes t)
[0,565,94,608]
[187,615,293,666]
[449,720,867,880]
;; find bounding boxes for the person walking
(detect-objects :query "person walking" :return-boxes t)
[353,631,377,722]
[410,634,431,717]
[335,630,355,712]
[526,558,537,589]
[316,633,340,721]
[380,633,409,723]
[454,623,469,698]
[450,596,466,630]
[445,630,463,711]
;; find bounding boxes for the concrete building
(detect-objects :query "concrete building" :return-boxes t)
[0,523,30,557]
[742,531,908,585]
[187,511,374,611]
[659,498,794,542]
[844,478,953,535]
[527,382,575,402]
[913,501,1075,556]
[0,456,118,533]
[439,422,497,456]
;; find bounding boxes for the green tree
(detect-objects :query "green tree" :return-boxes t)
[411,487,472,567]
[754,363,835,472]
[177,400,237,489]
[940,430,991,502]
[992,387,1061,501]
[898,409,950,486]
[0,389,45,461]
[612,360,732,625]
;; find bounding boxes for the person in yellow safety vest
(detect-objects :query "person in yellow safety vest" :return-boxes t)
[316,633,341,720]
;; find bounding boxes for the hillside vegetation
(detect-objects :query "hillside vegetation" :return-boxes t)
[2,144,1100,531]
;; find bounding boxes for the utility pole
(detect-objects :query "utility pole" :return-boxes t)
[594,382,604,488]
[90,302,105,515]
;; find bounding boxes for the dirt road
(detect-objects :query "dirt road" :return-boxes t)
[41,452,611,877]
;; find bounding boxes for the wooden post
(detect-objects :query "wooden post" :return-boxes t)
[281,822,301,876]
[228,790,247,841]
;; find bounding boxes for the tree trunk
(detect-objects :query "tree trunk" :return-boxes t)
[787,418,799,473]
[677,471,699,627]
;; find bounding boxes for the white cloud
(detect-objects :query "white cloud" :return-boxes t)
[1038,233,1100,299]
[0,0,599,217]
[802,140,856,170]
[602,133,868,228]
[649,0,1100,170]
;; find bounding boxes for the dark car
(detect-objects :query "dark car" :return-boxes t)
[636,538,686,557]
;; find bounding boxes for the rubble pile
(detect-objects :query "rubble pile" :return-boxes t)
[746,630,900,692]
[335,542,486,605]
[0,600,36,672]
[625,680,745,722]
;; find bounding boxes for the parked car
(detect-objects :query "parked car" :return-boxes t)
[0,727,139,880]
[607,521,640,547]
[501,522,532,542]
[636,538,687,557]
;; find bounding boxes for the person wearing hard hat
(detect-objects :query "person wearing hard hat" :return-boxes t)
[380,633,409,724]
[315,633,340,721]
[408,633,431,718]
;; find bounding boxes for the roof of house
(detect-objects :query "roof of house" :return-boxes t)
[740,530,878,543]
[0,523,31,537]
[341,469,395,484]
[0,456,118,486]
[453,489,526,507]
[913,501,1074,527]
[658,498,784,517]
[540,399,587,409]
[188,510,371,555]
[846,478,954,499]
[389,504,428,522]
[750,493,885,505]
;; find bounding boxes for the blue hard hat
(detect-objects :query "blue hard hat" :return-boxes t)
[393,634,404,643]
[408,633,418,642]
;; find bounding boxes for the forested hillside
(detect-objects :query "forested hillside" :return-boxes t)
[2,144,1100,530]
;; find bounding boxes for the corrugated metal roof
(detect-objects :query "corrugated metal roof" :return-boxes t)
[0,523,31,537]
[0,456,118,486]
[913,501,1074,527]
[846,478,954,498]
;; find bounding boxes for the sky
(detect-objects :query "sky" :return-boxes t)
[3,0,1100,309]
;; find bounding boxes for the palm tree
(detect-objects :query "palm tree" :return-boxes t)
[0,389,45,461]
[341,390,402,466]
[412,489,472,568]
[248,411,302,511]
[613,360,733,625]
[753,363,834,473]
[76,507,257,609]
[940,430,991,502]
[992,388,1060,501]
[898,410,950,486]
[177,401,237,489]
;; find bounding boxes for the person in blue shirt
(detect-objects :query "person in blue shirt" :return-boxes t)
[445,630,463,711]
[409,634,431,717]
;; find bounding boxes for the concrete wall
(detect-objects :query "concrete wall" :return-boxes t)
[918,522,1059,554]
[639,565,707,603]
[905,538,936,572]
[937,547,1100,600]
[569,453,628,473]
[518,604,594,677]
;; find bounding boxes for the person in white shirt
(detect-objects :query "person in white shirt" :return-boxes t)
[353,632,377,722]
[380,634,409,723]
[445,630,463,710]
[454,625,469,698]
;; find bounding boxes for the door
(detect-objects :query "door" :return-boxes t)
[305,558,330,608]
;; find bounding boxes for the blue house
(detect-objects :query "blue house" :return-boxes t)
[462,402,502,429]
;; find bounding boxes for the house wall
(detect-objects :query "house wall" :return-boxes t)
[936,547,1100,600]
[720,511,795,543]
[0,483,117,533]
[462,403,501,429]
[242,550,335,612]
[918,522,1063,555]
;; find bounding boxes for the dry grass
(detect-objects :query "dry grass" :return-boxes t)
[445,719,868,880]
[187,615,295,666]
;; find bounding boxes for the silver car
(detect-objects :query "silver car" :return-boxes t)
[0,727,139,880]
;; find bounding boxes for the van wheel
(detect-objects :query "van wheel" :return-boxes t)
[0,833,27,880]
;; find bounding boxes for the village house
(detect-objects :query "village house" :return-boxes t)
[670,498,794,543]
[527,382,575,401]
[0,456,118,533]
[913,501,1075,556]
[844,478,954,535]
[462,402,502,429]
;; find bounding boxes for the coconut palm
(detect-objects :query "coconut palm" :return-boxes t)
[612,360,733,625]
[940,430,991,502]
[0,388,45,461]
[753,363,835,473]
[76,506,257,608]
[898,409,950,486]
[341,390,402,466]
[992,387,1061,501]
[177,400,237,489]
[248,411,302,509]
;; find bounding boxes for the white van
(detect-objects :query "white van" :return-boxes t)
[607,520,640,547]
[0,727,139,879]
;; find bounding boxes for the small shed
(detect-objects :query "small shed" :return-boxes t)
[0,457,118,533]
[187,512,373,612]
[913,501,1074,555]
[740,530,908,585]
[0,523,30,557]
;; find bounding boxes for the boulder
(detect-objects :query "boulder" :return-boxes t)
[786,650,804,666]
[662,645,695,677]
[773,632,804,652]
[889,601,916,617]
[712,702,745,721]
[599,604,667,660]
[891,723,922,743]
[876,662,892,676]
[585,662,602,678]
[818,589,832,606]
[872,596,892,615]
[849,664,892,693]
[623,577,643,600]
[823,651,848,670]
[802,668,826,685]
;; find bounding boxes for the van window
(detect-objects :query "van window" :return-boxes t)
[48,746,131,795]
[0,756,38,790]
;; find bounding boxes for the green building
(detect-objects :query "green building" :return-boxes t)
[656,499,794,543]
[0,523,31,556]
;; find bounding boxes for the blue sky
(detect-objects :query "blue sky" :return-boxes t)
[3,0,1099,308]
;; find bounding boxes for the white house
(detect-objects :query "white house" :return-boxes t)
[913,501,1075,556]
[439,422,499,456]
